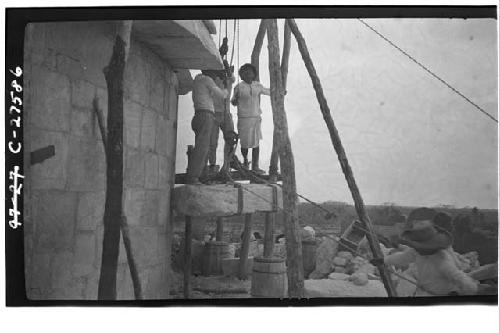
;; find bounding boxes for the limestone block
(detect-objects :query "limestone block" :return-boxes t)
[155,115,169,156]
[145,265,163,299]
[30,253,51,291]
[350,272,369,286]
[140,110,157,152]
[337,251,354,261]
[124,44,150,106]
[30,65,71,131]
[94,225,104,268]
[123,189,146,227]
[167,84,179,120]
[149,66,166,113]
[29,129,69,190]
[332,257,348,267]
[333,266,347,274]
[308,270,327,280]
[128,227,159,268]
[51,251,74,290]
[172,184,283,217]
[124,100,142,149]
[116,264,134,300]
[84,270,99,300]
[305,279,387,298]
[71,79,95,109]
[33,190,78,252]
[157,231,170,260]
[328,272,350,280]
[70,107,96,139]
[158,155,170,189]
[141,190,160,227]
[125,149,145,188]
[314,237,339,274]
[165,119,177,158]
[157,190,171,230]
[66,137,105,191]
[118,236,128,265]
[73,231,96,277]
[144,153,159,189]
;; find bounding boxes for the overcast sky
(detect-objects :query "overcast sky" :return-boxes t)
[176,18,498,209]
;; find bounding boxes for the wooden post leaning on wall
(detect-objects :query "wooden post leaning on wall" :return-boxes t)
[286,18,397,297]
[266,19,304,298]
[97,20,133,300]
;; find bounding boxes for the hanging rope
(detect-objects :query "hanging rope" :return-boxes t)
[237,19,240,84]
[230,19,237,67]
[357,19,498,124]
[218,19,222,49]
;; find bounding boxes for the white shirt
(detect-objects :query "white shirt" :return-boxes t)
[192,74,229,112]
[232,81,270,118]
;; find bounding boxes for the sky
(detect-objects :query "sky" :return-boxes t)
[176,18,498,209]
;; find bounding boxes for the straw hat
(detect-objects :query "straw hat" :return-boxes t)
[400,212,453,255]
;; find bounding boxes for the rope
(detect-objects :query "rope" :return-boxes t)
[357,19,498,124]
[237,19,240,85]
[230,19,237,67]
[218,19,221,49]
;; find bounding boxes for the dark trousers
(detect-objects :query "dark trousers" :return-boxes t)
[186,110,215,180]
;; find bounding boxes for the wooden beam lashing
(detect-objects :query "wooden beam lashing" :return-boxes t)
[97,21,133,300]
[266,19,304,298]
[286,18,397,297]
[238,214,253,280]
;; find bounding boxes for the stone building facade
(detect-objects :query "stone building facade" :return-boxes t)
[23,20,221,299]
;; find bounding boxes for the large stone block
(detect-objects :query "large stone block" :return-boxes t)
[158,155,169,189]
[71,79,95,109]
[29,129,69,190]
[141,110,157,152]
[141,190,160,227]
[165,119,177,158]
[76,191,105,231]
[123,189,146,227]
[124,43,150,106]
[73,231,96,277]
[29,253,51,292]
[167,82,179,121]
[125,149,145,188]
[30,65,71,132]
[66,136,105,191]
[145,264,163,299]
[157,189,171,230]
[144,153,159,189]
[94,225,104,269]
[155,115,169,156]
[51,251,74,291]
[33,190,78,253]
[149,65,166,114]
[117,264,134,300]
[70,107,98,140]
[128,227,160,268]
[124,101,142,149]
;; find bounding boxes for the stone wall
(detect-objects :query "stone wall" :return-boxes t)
[23,21,178,300]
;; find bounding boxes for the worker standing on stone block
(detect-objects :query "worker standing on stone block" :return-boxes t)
[186,70,234,184]
[231,63,270,174]
[207,72,236,173]
[371,210,479,296]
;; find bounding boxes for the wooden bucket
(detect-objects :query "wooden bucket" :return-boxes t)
[251,256,287,298]
[202,241,232,276]
[302,240,317,278]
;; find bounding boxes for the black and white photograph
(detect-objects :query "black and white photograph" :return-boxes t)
[3,4,498,311]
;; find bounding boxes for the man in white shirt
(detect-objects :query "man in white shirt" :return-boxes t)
[186,70,233,184]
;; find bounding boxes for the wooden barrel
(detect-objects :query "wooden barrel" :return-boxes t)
[251,256,287,298]
[202,241,232,276]
[302,240,317,278]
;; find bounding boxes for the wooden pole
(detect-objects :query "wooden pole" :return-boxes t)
[269,20,291,177]
[93,96,143,300]
[98,21,133,300]
[216,217,224,241]
[238,213,253,280]
[184,216,192,299]
[263,212,275,258]
[266,19,304,298]
[251,20,268,81]
[286,18,397,297]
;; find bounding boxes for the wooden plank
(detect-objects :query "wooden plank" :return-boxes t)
[238,214,253,280]
[172,184,282,217]
[286,18,397,297]
[175,170,282,184]
[183,216,192,299]
[263,212,275,258]
[266,19,304,298]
